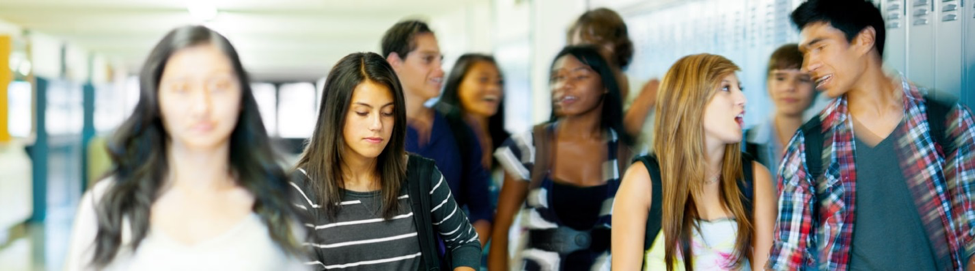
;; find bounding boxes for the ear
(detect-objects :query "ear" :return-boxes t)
[386,52,404,70]
[853,26,877,58]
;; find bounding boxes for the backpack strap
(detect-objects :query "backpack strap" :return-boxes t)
[925,95,955,157]
[407,155,441,271]
[800,117,825,180]
[633,155,664,254]
[742,128,760,161]
[739,153,756,216]
[530,124,553,190]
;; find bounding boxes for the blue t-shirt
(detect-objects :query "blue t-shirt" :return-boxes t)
[406,111,492,223]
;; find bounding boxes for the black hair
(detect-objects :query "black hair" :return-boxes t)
[435,53,511,153]
[95,25,300,267]
[295,52,408,219]
[791,0,886,58]
[549,45,632,146]
[381,20,434,60]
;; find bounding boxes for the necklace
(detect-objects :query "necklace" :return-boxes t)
[705,175,719,184]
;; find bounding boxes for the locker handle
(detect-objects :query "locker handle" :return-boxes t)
[942,14,958,21]
[888,3,901,11]
[913,8,929,16]
[887,22,901,28]
[943,3,957,11]
[914,0,929,6]
[889,12,902,19]
[913,18,929,24]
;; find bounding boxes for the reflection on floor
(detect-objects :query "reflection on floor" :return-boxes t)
[0,206,75,271]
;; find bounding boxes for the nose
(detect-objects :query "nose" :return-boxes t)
[786,77,798,93]
[802,57,820,75]
[735,88,747,107]
[190,87,212,119]
[368,113,383,131]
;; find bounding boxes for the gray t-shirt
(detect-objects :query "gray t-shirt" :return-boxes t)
[848,126,948,270]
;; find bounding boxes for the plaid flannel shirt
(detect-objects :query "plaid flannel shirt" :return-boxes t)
[767,78,975,270]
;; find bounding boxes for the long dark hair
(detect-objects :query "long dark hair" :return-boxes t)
[435,53,511,154]
[295,52,408,219]
[548,45,632,145]
[94,25,300,267]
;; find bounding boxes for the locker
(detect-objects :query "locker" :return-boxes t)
[934,0,964,99]
[967,0,975,108]
[908,0,937,90]
[884,0,908,75]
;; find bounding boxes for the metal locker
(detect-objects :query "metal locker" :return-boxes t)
[907,0,937,90]
[967,0,975,108]
[884,0,909,75]
[934,0,964,99]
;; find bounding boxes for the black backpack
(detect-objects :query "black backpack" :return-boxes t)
[631,153,756,267]
[406,154,453,271]
[800,96,955,180]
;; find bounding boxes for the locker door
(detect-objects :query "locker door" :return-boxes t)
[967,0,975,108]
[934,0,964,99]
[884,0,908,75]
[908,0,937,89]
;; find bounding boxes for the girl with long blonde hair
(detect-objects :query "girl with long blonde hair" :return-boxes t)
[611,54,776,270]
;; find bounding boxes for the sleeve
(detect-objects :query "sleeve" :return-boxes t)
[428,166,481,269]
[287,169,325,270]
[767,131,818,271]
[461,126,493,223]
[942,104,975,261]
[493,130,535,182]
[64,181,112,271]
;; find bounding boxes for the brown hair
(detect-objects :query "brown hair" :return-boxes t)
[653,54,751,271]
[766,43,803,75]
[568,8,634,70]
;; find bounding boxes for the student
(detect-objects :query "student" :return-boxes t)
[611,53,776,270]
[568,8,660,153]
[743,44,816,179]
[290,52,481,270]
[769,0,975,270]
[64,25,306,270]
[435,53,509,173]
[489,45,633,271]
[381,20,493,245]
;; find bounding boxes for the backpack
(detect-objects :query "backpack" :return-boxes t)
[632,153,756,267]
[406,154,452,271]
[801,95,955,180]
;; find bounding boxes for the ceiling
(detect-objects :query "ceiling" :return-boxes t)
[0,0,485,82]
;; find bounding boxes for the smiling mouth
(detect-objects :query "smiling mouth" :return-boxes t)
[815,74,832,89]
[482,95,500,103]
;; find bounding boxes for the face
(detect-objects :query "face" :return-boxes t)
[458,61,503,117]
[702,73,747,146]
[158,44,242,151]
[392,33,444,101]
[550,55,606,117]
[767,68,815,117]
[799,22,868,98]
[342,80,396,161]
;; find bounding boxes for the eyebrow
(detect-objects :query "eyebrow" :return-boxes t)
[801,38,824,50]
[353,102,395,108]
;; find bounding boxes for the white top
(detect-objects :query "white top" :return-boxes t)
[645,218,752,271]
[64,180,308,271]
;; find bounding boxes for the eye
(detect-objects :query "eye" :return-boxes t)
[739,85,744,91]
[775,76,786,81]
[355,111,368,116]
[382,111,394,117]
[721,85,730,92]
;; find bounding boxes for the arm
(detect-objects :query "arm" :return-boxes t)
[462,126,494,247]
[428,168,482,270]
[750,162,776,270]
[487,173,529,271]
[943,105,975,269]
[767,132,817,271]
[623,79,659,139]
[64,190,98,271]
[611,162,652,270]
